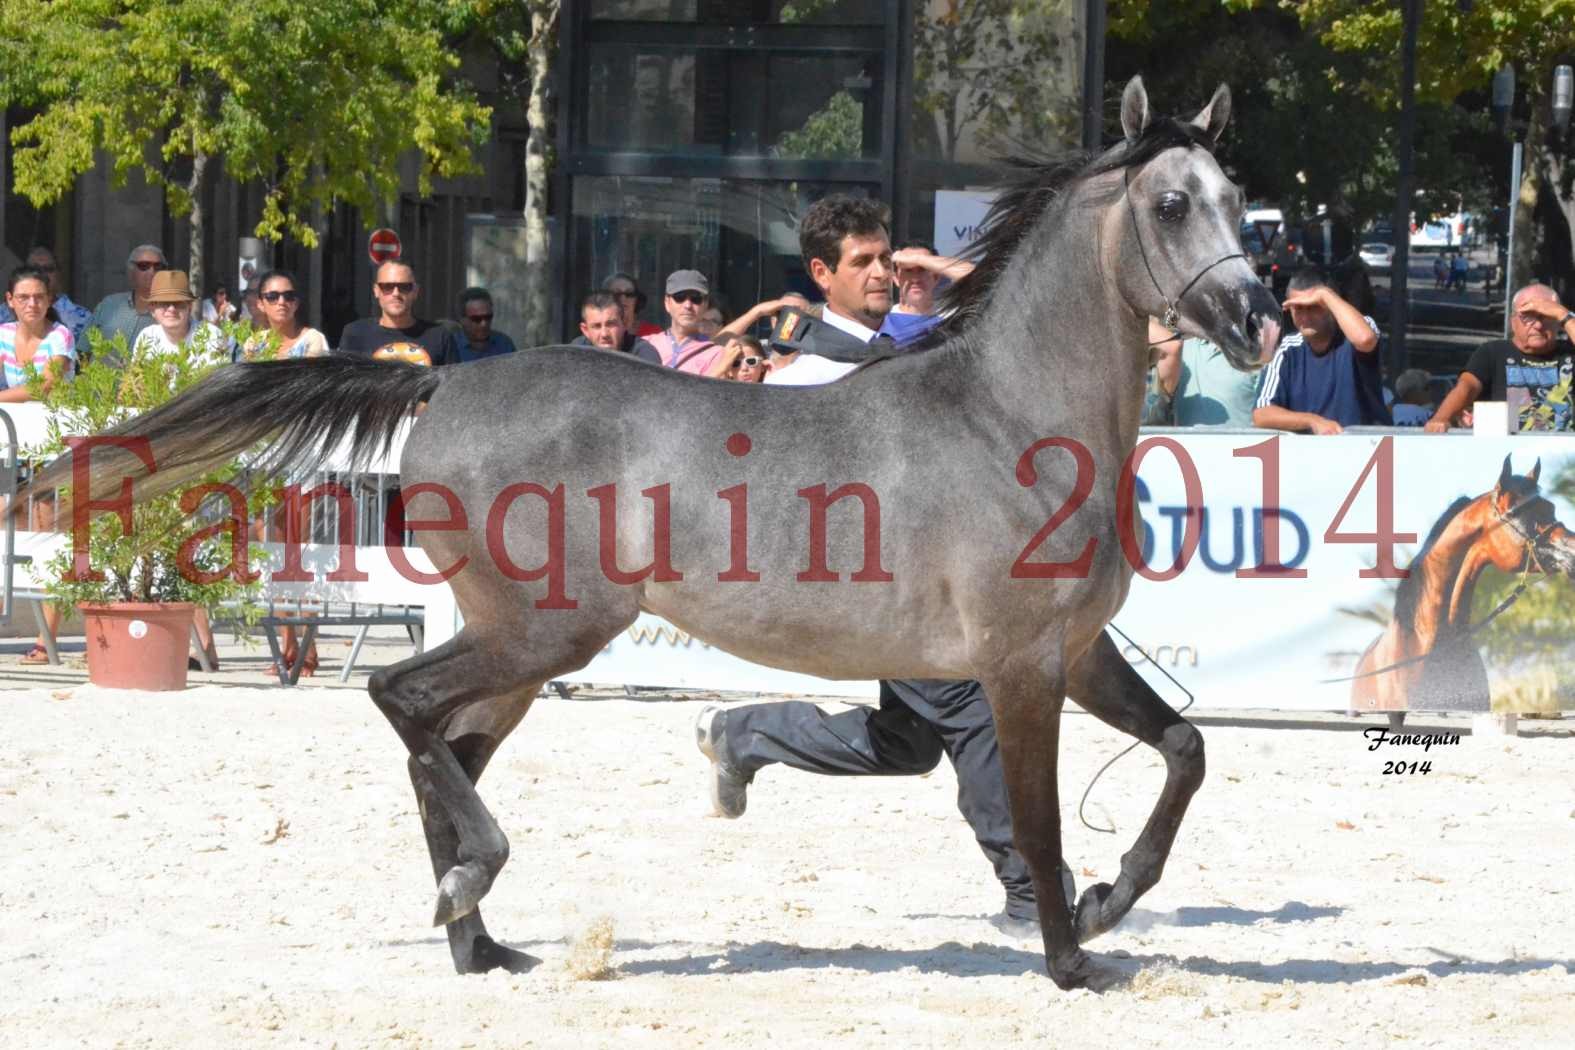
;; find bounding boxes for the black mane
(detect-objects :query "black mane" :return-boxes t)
[929,117,1218,339]
[1391,495,1475,629]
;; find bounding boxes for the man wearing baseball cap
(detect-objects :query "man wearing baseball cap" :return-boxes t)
[646,269,724,374]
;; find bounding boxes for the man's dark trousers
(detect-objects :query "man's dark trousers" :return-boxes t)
[721,677,1037,919]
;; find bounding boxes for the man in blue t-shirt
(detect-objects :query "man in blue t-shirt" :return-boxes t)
[1253,266,1390,434]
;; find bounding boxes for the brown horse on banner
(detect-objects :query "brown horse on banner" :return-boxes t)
[1352,456,1575,713]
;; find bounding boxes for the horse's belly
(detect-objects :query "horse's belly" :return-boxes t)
[638,591,974,681]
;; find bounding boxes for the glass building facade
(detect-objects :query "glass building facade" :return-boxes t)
[555,0,1098,335]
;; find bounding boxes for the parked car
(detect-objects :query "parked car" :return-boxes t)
[1240,225,1270,279]
[1359,242,1395,271]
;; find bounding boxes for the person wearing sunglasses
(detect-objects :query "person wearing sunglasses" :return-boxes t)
[337,260,460,365]
[1426,282,1575,432]
[601,273,662,338]
[647,269,723,374]
[454,287,517,363]
[702,333,769,383]
[130,270,232,364]
[88,243,166,365]
[239,270,329,360]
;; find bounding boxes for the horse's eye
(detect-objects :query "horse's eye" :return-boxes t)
[1156,192,1190,223]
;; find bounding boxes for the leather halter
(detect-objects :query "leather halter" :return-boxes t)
[1124,167,1248,332]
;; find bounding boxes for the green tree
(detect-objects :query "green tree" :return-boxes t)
[913,0,1082,161]
[439,0,559,347]
[0,0,490,294]
[1293,0,1575,289]
[1106,1,1495,239]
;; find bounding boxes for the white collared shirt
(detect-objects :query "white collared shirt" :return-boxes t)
[763,307,874,386]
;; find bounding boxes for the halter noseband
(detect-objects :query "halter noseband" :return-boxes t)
[1491,494,1559,575]
[1123,166,1247,332]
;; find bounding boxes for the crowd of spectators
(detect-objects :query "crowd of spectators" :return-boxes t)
[4,214,1574,438]
[1145,265,1575,436]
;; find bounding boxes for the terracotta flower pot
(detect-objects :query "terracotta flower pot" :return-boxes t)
[78,602,197,691]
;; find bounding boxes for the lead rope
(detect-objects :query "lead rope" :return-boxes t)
[1077,621,1196,835]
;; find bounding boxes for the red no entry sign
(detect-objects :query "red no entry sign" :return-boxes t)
[368,228,402,265]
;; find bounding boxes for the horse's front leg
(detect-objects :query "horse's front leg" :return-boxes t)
[984,657,1127,992]
[1064,630,1205,943]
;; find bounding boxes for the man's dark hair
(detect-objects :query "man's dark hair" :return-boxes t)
[1286,264,1330,294]
[459,286,493,312]
[581,290,620,316]
[896,240,936,255]
[799,195,890,272]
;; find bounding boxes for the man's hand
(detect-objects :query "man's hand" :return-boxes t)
[1280,286,1328,311]
[1516,296,1570,325]
[1422,418,1450,434]
[1309,417,1344,435]
[763,293,812,316]
[891,248,974,280]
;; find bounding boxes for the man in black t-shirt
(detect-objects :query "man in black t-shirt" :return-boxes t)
[1427,283,1575,432]
[337,260,461,366]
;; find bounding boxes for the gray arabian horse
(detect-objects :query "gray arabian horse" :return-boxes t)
[29,77,1281,990]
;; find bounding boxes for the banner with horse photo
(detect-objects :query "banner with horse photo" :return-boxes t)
[1112,432,1575,715]
[562,433,1575,715]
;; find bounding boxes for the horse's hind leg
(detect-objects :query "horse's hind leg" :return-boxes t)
[1064,631,1205,944]
[408,690,541,974]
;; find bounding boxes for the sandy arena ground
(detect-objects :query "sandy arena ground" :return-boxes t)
[2,664,1573,1048]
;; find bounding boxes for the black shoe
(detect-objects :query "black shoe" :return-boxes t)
[990,910,1040,938]
[695,704,748,819]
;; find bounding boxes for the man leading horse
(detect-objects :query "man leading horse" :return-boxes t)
[24,77,1280,991]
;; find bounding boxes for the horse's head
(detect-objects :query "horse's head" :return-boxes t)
[1108,77,1281,371]
[1486,455,1575,578]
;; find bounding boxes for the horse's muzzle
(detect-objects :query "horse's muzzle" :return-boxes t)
[1213,280,1281,372]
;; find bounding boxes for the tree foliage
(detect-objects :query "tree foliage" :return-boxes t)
[26,324,274,608]
[1105,2,1497,236]
[0,0,491,251]
[913,0,1081,161]
[432,0,559,347]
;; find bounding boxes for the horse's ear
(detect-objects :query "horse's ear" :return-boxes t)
[1530,457,1542,485]
[1498,454,1514,489]
[1192,83,1232,143]
[1121,76,1150,144]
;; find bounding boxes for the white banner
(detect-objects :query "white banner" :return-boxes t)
[933,190,997,259]
[553,433,1575,712]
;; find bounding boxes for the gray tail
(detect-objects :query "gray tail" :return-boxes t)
[20,355,443,511]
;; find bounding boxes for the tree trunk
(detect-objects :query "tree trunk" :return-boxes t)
[1538,115,1575,299]
[521,3,559,348]
[1511,104,1545,296]
[188,149,208,298]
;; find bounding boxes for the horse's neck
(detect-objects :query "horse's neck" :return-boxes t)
[961,215,1147,462]
[1410,505,1491,641]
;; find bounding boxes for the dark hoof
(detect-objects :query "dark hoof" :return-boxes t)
[455,934,540,975]
[433,862,491,927]
[1073,881,1115,943]
[1047,948,1130,992]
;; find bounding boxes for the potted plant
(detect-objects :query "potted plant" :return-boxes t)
[27,318,274,690]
